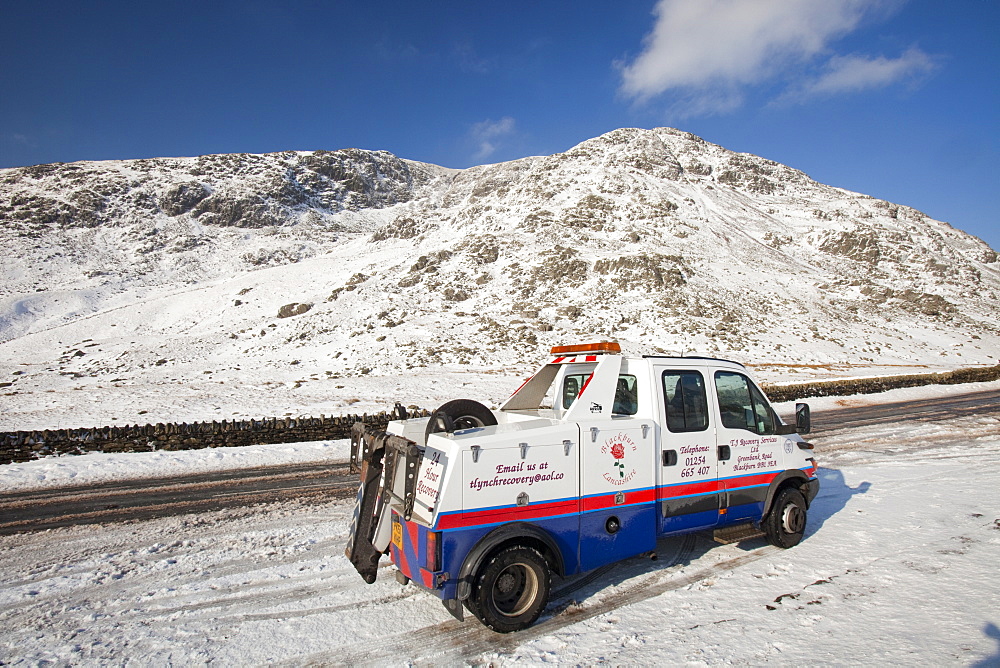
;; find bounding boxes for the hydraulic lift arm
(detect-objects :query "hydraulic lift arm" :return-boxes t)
[345,422,422,583]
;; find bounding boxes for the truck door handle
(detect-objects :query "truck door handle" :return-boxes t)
[662,450,677,466]
[718,445,731,461]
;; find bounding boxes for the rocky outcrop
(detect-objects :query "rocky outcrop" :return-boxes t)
[277,303,313,318]
[1,148,444,231]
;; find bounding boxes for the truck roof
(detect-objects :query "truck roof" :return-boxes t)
[640,354,747,368]
[546,343,746,369]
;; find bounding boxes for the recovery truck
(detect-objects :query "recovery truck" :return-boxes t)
[345,342,818,632]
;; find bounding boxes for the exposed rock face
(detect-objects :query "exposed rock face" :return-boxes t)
[1,148,443,232]
[277,303,313,319]
[158,182,210,216]
[0,127,997,374]
[0,149,453,312]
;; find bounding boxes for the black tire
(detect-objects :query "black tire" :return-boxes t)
[468,546,550,633]
[425,399,497,439]
[763,487,808,548]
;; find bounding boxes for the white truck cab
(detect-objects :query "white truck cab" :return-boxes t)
[346,342,818,632]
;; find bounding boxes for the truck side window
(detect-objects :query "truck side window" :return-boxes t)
[562,373,638,415]
[612,375,638,415]
[662,371,708,432]
[563,373,590,408]
[714,371,775,435]
[562,375,581,409]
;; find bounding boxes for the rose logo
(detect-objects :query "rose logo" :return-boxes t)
[611,442,626,477]
[603,433,636,484]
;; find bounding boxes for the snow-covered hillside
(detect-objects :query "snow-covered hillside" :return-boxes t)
[1,128,998,429]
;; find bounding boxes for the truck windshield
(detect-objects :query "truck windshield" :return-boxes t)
[562,373,638,415]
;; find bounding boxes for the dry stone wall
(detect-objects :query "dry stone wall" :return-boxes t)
[0,409,429,465]
[761,364,1000,403]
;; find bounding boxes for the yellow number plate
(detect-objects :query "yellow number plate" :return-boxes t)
[391,518,403,549]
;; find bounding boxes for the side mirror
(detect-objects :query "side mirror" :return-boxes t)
[796,403,811,434]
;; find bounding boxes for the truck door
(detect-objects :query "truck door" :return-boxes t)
[574,373,656,572]
[656,368,721,534]
[560,357,656,570]
[712,370,782,522]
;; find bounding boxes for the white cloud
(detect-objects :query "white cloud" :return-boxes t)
[470,117,516,161]
[452,43,496,75]
[663,88,747,120]
[790,46,936,98]
[5,132,34,148]
[619,0,919,115]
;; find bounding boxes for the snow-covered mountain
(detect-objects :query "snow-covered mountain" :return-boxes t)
[1,127,998,428]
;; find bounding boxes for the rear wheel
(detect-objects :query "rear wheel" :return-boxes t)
[468,545,550,633]
[763,487,807,548]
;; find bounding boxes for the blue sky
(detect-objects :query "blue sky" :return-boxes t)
[2,0,997,250]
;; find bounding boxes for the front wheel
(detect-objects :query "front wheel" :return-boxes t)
[763,487,807,548]
[469,546,550,633]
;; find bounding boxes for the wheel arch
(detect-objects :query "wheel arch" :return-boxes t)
[455,522,564,601]
[761,470,811,519]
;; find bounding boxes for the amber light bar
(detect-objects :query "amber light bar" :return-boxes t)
[550,341,621,355]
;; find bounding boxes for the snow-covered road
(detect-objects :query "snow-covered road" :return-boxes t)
[1,386,999,665]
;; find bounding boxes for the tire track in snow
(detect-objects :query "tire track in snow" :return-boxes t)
[299,534,783,666]
[0,503,356,623]
[0,503,347,589]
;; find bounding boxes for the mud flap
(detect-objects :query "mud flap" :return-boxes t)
[345,422,424,584]
[443,598,465,622]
